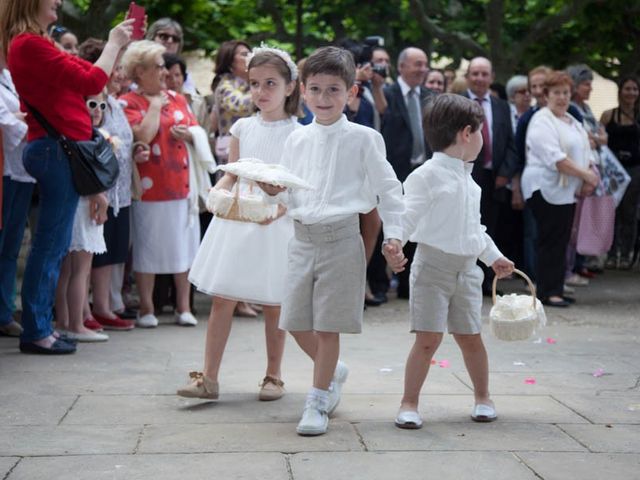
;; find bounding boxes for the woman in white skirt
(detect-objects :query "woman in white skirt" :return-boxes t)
[120,40,200,328]
[178,47,301,401]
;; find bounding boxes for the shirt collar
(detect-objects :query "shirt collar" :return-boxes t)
[311,113,348,134]
[430,151,473,173]
[467,89,489,103]
[398,76,417,97]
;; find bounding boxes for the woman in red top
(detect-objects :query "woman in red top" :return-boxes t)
[120,40,200,329]
[0,0,133,354]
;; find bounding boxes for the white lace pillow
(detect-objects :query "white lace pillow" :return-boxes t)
[217,158,315,190]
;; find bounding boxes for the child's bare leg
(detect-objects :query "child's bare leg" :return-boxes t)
[453,333,491,404]
[67,251,95,333]
[262,305,285,379]
[203,296,237,381]
[313,332,339,390]
[400,332,443,410]
[289,330,318,360]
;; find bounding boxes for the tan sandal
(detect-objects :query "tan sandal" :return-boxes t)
[177,371,219,399]
[258,375,285,401]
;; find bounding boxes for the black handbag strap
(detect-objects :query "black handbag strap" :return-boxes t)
[24,101,62,140]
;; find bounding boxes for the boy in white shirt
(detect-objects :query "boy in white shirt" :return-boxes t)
[384,94,514,429]
[261,46,404,436]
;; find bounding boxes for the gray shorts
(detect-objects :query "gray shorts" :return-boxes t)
[409,244,483,334]
[279,215,366,334]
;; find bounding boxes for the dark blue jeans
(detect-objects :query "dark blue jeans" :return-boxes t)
[0,176,35,326]
[20,138,79,342]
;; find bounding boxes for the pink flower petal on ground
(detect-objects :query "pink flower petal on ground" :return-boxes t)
[546,337,557,344]
[524,377,537,385]
[592,368,605,378]
[438,360,450,368]
[431,359,437,365]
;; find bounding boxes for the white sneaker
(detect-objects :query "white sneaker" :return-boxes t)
[328,360,349,415]
[296,395,329,436]
[395,410,423,429]
[563,284,576,294]
[136,313,159,328]
[175,311,198,326]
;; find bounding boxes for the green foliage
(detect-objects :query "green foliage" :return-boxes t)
[65,0,638,80]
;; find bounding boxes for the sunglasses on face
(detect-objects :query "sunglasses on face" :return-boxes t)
[156,33,181,43]
[86,99,107,111]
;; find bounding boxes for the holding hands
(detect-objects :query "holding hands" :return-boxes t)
[257,181,287,196]
[491,256,514,279]
[88,193,109,225]
[383,239,407,273]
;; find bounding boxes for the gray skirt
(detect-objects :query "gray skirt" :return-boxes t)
[409,243,483,334]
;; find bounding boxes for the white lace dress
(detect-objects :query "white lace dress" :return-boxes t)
[68,197,106,254]
[189,115,299,305]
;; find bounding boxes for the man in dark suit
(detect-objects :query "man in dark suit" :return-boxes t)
[463,57,520,294]
[373,47,434,299]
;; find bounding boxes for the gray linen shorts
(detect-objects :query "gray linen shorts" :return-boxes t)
[279,215,366,334]
[409,244,483,334]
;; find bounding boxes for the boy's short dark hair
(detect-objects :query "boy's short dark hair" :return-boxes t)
[423,94,485,152]
[301,46,355,88]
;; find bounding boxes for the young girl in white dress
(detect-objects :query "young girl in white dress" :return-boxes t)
[54,92,110,342]
[179,47,301,401]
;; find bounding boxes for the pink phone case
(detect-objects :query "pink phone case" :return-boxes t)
[127,2,145,40]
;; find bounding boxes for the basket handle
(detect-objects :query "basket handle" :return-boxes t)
[491,268,537,309]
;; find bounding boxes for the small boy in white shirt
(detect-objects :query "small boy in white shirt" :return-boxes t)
[260,46,404,436]
[384,94,514,429]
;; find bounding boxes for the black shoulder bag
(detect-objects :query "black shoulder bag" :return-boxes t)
[26,102,120,195]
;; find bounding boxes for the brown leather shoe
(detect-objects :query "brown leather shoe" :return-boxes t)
[177,371,219,399]
[258,375,285,401]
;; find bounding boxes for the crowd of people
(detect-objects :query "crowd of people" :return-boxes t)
[0,0,638,435]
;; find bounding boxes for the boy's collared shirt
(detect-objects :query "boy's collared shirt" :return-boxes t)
[402,151,502,266]
[280,114,403,240]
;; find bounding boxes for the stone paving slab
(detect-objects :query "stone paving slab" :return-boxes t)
[0,458,19,479]
[334,394,589,424]
[557,424,640,453]
[138,422,362,454]
[0,425,141,456]
[457,371,640,395]
[516,452,640,480]
[553,394,640,423]
[355,422,586,452]
[289,451,537,480]
[5,453,289,480]
[0,395,77,426]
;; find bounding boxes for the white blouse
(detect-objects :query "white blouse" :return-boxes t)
[279,115,403,240]
[522,107,591,205]
[0,69,33,183]
[402,152,502,267]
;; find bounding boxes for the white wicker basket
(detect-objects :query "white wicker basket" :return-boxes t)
[206,179,276,223]
[490,269,546,341]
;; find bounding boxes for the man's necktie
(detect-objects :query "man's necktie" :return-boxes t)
[408,89,425,160]
[475,97,492,168]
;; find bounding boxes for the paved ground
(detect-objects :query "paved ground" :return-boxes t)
[1,269,639,480]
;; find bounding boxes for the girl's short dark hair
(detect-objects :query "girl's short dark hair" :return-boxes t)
[248,51,302,117]
[163,53,187,79]
[423,94,485,151]
[301,46,355,88]
[211,40,251,92]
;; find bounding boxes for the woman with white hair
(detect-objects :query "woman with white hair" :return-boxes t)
[119,40,201,329]
[506,75,531,134]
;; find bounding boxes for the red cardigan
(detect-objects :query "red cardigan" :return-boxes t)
[7,33,109,142]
